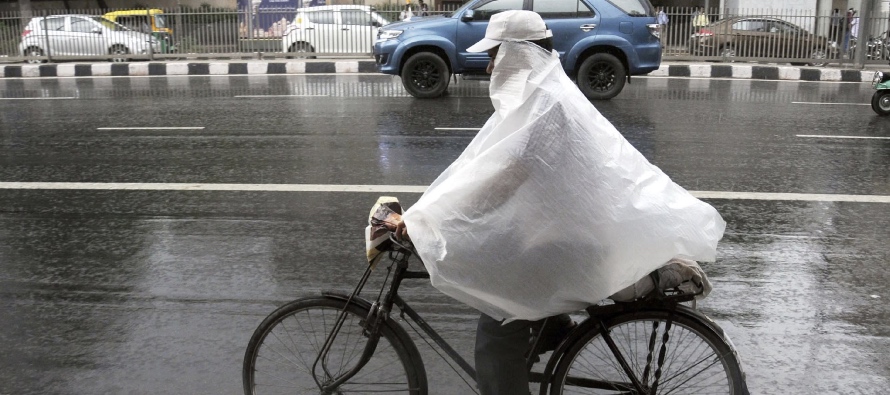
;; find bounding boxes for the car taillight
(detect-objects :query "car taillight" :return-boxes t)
[698,29,713,36]
[22,29,31,37]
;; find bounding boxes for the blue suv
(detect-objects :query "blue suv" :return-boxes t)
[373,0,662,100]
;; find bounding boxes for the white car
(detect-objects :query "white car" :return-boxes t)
[282,5,390,57]
[20,14,160,63]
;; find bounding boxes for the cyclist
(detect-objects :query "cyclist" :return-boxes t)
[394,10,579,394]
[395,9,723,394]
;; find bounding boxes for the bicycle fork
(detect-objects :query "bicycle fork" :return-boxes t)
[313,249,409,394]
[310,262,384,394]
[596,311,675,395]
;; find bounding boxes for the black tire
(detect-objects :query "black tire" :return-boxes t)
[109,45,129,63]
[719,45,736,62]
[287,42,315,59]
[243,297,427,394]
[871,90,890,116]
[806,47,828,67]
[550,309,746,395]
[576,53,627,101]
[23,46,46,64]
[400,52,451,98]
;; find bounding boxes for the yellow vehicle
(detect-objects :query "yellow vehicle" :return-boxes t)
[103,9,175,53]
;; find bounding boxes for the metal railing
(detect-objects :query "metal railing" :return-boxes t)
[1,5,888,68]
[659,6,889,68]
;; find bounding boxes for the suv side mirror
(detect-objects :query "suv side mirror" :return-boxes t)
[91,27,102,34]
[460,9,475,22]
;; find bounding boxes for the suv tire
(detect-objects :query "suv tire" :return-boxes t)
[401,52,451,98]
[577,53,627,101]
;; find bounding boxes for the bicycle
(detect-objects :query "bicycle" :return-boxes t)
[243,234,749,394]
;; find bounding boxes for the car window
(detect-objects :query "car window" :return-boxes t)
[371,11,391,26]
[605,0,653,17]
[91,17,129,31]
[69,17,96,33]
[154,15,167,28]
[41,17,65,31]
[341,9,371,26]
[533,0,595,18]
[116,15,152,33]
[305,10,336,25]
[472,0,524,21]
[768,21,798,34]
[733,19,766,32]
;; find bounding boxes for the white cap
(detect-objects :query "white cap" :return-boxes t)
[466,10,553,53]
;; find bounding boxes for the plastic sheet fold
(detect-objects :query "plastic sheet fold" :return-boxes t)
[402,41,725,322]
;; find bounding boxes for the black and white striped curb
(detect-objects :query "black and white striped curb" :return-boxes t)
[0,60,379,78]
[0,61,877,82]
[650,63,875,82]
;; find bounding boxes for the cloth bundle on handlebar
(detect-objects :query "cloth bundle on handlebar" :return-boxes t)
[401,41,726,322]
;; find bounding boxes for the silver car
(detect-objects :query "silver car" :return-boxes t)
[20,14,160,63]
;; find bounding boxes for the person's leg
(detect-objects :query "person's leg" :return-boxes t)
[475,313,532,395]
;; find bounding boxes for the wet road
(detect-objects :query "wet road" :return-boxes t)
[0,74,888,394]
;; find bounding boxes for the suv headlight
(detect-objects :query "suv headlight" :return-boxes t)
[377,29,403,40]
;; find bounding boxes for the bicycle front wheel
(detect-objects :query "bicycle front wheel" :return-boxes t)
[243,296,427,395]
[551,309,745,394]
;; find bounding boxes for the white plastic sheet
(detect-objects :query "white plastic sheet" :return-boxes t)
[402,41,725,322]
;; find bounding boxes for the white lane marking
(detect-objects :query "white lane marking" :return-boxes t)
[691,191,889,203]
[797,134,890,140]
[0,182,428,193]
[791,101,870,106]
[0,97,76,100]
[0,182,888,203]
[435,127,482,131]
[97,127,205,130]
[234,95,328,98]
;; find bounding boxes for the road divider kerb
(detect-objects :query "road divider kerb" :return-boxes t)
[0,61,878,82]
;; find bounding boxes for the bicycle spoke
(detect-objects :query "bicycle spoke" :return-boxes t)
[556,315,738,395]
[247,300,421,394]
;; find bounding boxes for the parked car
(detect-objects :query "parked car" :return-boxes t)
[373,0,663,100]
[687,16,830,66]
[281,5,390,57]
[20,14,160,63]
[103,9,176,53]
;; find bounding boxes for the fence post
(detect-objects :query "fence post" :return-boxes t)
[176,1,183,57]
[42,12,52,63]
[855,0,879,68]
[146,8,155,61]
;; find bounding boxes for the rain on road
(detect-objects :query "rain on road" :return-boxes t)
[0,74,888,394]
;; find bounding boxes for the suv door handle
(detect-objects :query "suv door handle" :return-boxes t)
[580,24,597,32]
[342,27,350,30]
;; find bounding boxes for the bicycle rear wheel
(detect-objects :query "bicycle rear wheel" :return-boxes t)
[551,309,746,394]
[243,296,427,394]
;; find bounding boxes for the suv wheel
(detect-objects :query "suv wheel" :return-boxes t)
[110,45,130,62]
[24,46,46,64]
[401,52,451,99]
[576,53,627,101]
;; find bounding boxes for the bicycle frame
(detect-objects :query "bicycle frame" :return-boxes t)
[310,238,719,395]
[312,243,481,393]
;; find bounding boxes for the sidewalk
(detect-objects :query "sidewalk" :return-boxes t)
[0,58,883,83]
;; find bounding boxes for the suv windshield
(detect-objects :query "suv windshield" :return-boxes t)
[607,0,654,17]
